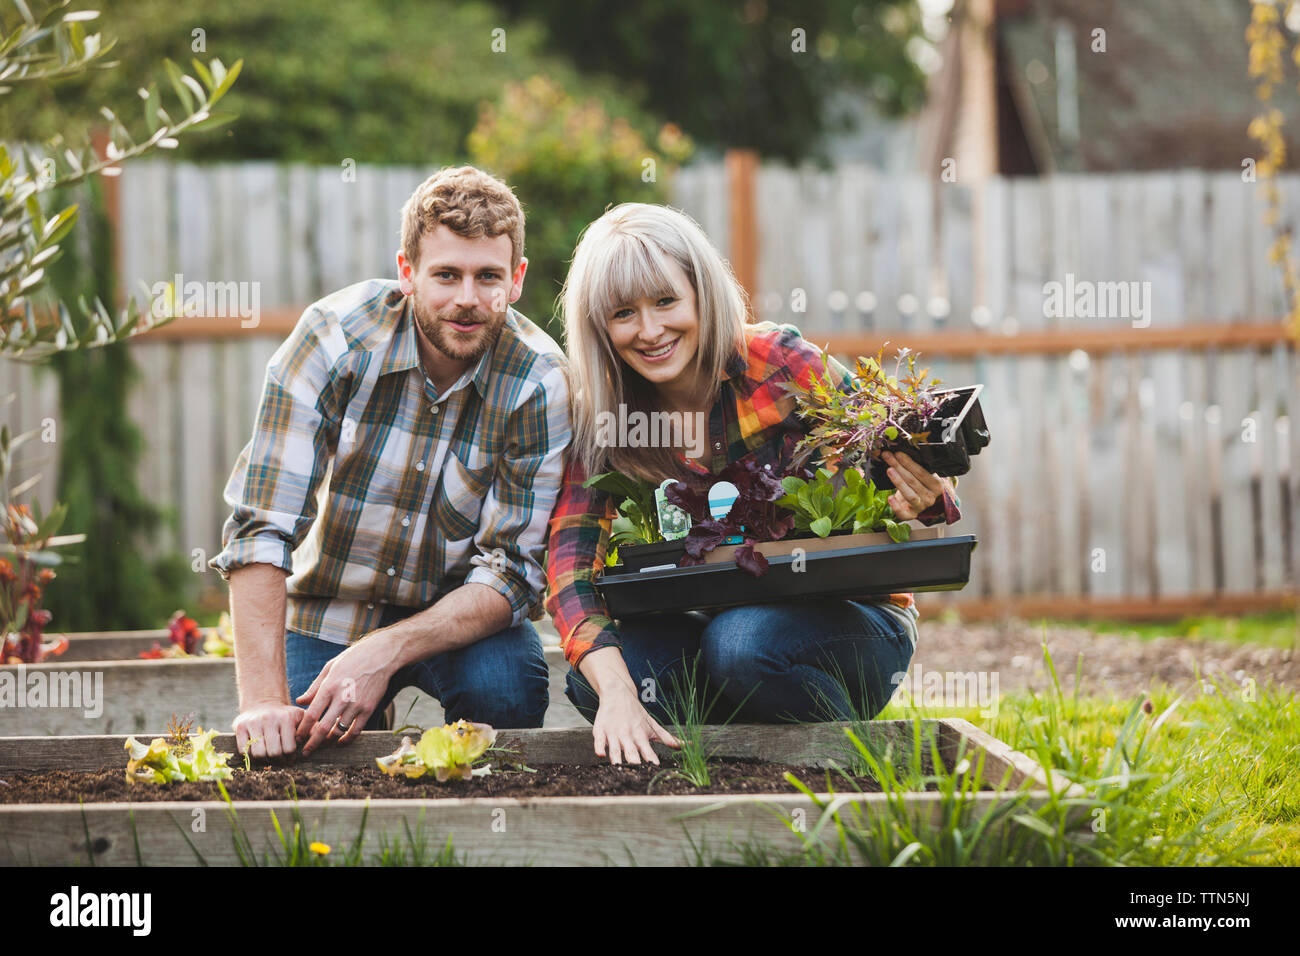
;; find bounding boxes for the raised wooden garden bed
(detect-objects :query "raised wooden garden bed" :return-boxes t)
[0,721,1079,866]
[0,630,584,735]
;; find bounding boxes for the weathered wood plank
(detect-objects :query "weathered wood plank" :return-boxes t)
[1182,351,1214,593]
[1088,353,1124,597]
[1284,343,1294,590]
[1255,346,1284,591]
[1123,352,1152,596]
[937,718,1080,796]
[51,631,168,661]
[1218,351,1257,592]
[1010,179,1049,595]
[0,788,1065,867]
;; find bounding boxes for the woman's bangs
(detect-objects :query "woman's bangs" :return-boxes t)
[585,232,682,326]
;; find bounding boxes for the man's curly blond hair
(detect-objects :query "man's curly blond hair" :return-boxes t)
[399,165,524,271]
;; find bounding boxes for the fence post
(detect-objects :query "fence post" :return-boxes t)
[725,148,758,319]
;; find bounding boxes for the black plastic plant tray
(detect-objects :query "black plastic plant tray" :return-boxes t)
[598,534,978,618]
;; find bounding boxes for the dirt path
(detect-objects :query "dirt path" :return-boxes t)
[909,617,1300,700]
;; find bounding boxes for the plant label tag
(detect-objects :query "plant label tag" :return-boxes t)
[655,479,692,541]
[708,480,739,520]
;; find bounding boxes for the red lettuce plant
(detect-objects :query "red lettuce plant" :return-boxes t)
[0,543,64,664]
[1,500,76,664]
[0,417,84,663]
[665,458,796,577]
[140,610,203,659]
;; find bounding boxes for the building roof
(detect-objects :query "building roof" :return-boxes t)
[997,0,1298,172]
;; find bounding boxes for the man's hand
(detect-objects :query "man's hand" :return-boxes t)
[882,449,948,521]
[233,701,305,759]
[295,636,395,755]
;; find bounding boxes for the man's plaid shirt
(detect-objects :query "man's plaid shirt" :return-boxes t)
[210,278,571,646]
[545,322,962,667]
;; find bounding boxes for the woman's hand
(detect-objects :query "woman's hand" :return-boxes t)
[578,645,681,765]
[882,449,948,520]
[593,684,681,766]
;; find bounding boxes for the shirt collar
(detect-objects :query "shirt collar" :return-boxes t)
[380,293,420,377]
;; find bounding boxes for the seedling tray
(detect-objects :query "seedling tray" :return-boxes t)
[0,721,1079,866]
[873,384,990,489]
[600,532,977,618]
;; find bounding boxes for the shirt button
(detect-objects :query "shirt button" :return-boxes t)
[416,460,425,471]
[713,442,722,451]
[386,567,396,576]
[401,515,410,527]
[366,602,375,610]
[429,404,438,415]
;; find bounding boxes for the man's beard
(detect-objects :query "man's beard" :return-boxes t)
[411,294,507,364]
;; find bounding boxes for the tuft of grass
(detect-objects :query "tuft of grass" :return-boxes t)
[651,653,752,789]
[805,656,938,786]
[374,814,465,867]
[208,781,467,867]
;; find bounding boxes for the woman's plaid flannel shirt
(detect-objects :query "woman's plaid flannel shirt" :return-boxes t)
[544,322,962,667]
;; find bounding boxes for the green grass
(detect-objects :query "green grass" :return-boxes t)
[871,630,1300,863]
[693,637,1296,866]
[1028,609,1298,649]
[176,784,470,867]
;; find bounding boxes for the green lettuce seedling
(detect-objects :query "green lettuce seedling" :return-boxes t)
[124,728,235,785]
[583,471,663,546]
[777,467,910,542]
[376,720,497,782]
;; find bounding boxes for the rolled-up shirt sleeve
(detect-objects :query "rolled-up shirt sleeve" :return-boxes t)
[544,455,622,668]
[208,305,349,582]
[466,364,572,624]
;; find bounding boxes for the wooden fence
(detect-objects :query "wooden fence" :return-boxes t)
[2,159,1296,618]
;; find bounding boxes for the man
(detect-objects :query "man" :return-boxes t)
[210,165,570,757]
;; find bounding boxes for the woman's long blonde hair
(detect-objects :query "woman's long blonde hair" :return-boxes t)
[561,203,748,483]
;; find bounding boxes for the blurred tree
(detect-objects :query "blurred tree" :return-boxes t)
[0,0,241,641]
[468,75,692,333]
[0,0,657,164]
[494,0,929,162]
[42,178,192,632]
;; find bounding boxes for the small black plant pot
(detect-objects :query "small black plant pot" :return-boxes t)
[873,384,990,488]
[614,538,690,573]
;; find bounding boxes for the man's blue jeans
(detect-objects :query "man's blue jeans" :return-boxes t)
[286,605,549,730]
[564,600,914,725]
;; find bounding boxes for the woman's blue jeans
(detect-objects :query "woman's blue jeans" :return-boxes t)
[285,605,549,730]
[564,600,914,725]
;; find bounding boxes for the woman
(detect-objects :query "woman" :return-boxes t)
[545,203,961,765]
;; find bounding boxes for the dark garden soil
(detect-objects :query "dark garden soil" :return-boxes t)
[0,758,907,804]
